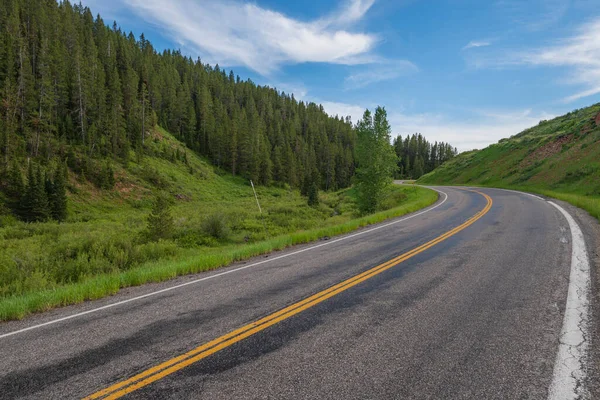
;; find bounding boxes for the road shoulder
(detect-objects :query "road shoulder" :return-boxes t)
[0,188,446,336]
[551,198,600,399]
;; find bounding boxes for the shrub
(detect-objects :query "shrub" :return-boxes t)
[202,213,230,240]
[378,189,408,211]
[560,165,599,183]
[145,193,174,241]
[141,165,170,189]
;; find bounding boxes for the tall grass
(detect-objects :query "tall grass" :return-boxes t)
[0,186,438,321]
[517,188,600,221]
[483,184,600,222]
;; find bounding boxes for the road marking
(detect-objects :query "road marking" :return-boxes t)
[488,188,545,201]
[84,190,492,400]
[434,186,545,201]
[0,190,449,340]
[547,202,591,400]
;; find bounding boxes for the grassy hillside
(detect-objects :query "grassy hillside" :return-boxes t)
[0,126,438,321]
[419,103,600,220]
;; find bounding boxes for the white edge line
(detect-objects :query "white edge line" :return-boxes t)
[460,187,545,201]
[547,201,590,400]
[0,189,449,339]
[492,188,545,201]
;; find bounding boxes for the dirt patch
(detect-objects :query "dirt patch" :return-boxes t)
[67,174,102,200]
[174,193,191,201]
[581,122,595,135]
[595,111,600,127]
[115,181,147,199]
[520,135,573,168]
[115,182,135,194]
[149,127,165,142]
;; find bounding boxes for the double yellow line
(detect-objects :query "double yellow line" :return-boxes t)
[85,190,493,400]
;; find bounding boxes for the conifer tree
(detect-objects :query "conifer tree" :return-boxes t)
[50,163,68,221]
[21,163,50,222]
[99,161,115,189]
[5,162,25,214]
[307,182,319,206]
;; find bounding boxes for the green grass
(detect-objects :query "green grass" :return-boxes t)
[418,102,600,221]
[0,126,438,321]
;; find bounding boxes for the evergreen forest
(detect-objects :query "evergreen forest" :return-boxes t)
[0,0,455,223]
[393,134,457,179]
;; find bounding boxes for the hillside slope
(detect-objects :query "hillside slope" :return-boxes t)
[0,0,355,207]
[419,103,600,219]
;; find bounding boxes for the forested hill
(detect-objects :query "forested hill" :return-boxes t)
[0,0,355,193]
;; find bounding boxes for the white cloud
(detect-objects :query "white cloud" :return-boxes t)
[563,85,600,103]
[332,0,376,25]
[265,81,309,100]
[515,18,600,102]
[123,0,379,75]
[471,17,600,103]
[344,60,418,89]
[318,100,368,123]
[494,0,569,31]
[463,40,491,50]
[389,108,555,151]
[517,20,600,68]
[308,98,554,151]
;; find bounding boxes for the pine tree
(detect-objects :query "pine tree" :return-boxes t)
[5,162,25,214]
[140,80,150,146]
[146,193,174,241]
[415,156,424,178]
[45,170,55,206]
[99,161,115,189]
[21,163,50,222]
[50,163,68,221]
[307,182,319,206]
[301,171,311,196]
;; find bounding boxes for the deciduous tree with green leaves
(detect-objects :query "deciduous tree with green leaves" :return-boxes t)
[354,107,398,214]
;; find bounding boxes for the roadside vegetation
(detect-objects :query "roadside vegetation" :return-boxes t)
[0,127,438,321]
[418,103,600,221]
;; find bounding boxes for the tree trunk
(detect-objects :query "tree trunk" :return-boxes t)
[142,94,145,146]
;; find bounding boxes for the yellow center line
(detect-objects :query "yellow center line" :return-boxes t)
[84,190,493,400]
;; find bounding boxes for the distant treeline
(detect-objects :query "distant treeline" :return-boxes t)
[393,134,457,179]
[0,0,355,192]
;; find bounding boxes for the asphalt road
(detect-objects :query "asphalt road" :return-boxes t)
[0,186,595,399]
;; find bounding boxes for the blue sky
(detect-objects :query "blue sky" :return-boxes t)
[81,0,600,150]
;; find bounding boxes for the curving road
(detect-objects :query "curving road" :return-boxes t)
[0,187,595,399]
